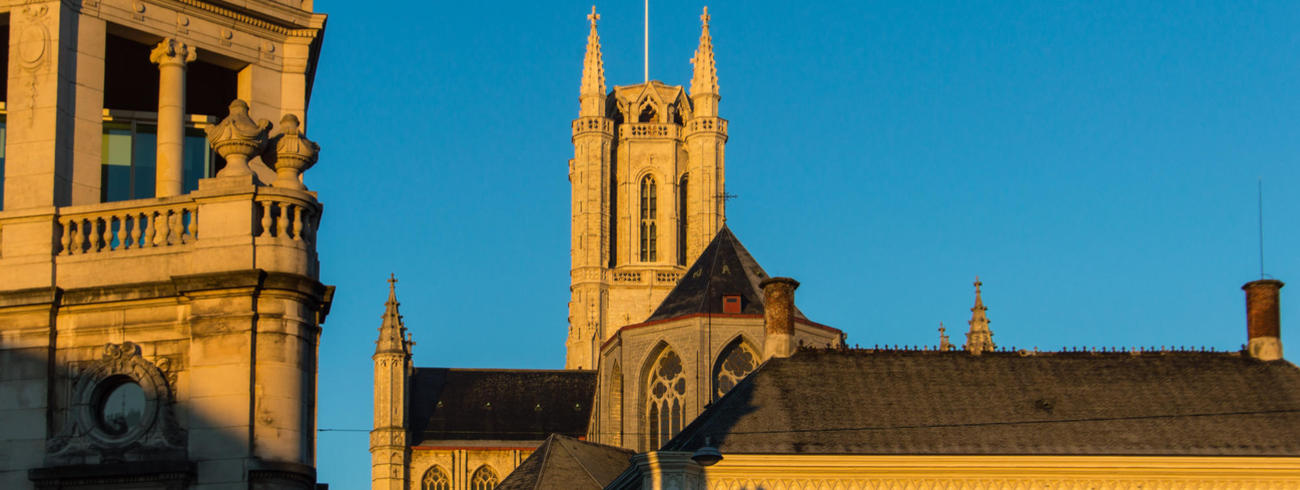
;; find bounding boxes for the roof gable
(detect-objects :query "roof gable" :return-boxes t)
[497,434,634,490]
[646,227,804,322]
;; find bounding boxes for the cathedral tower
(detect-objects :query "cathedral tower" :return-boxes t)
[568,7,728,369]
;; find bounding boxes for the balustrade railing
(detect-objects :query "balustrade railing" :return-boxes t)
[254,197,317,244]
[655,271,682,283]
[620,123,680,139]
[58,202,197,256]
[572,117,613,134]
[613,271,642,283]
[687,118,727,134]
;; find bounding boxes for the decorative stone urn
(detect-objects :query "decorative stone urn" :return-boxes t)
[206,99,271,177]
[270,114,320,190]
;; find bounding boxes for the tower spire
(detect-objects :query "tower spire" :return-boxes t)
[581,6,605,98]
[690,7,719,97]
[376,273,409,355]
[965,276,995,355]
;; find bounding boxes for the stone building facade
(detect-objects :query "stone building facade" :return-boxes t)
[0,0,332,487]
[567,7,727,370]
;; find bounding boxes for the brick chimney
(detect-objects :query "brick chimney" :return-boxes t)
[1243,279,1284,361]
[761,277,800,359]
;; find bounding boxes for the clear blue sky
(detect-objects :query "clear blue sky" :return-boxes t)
[307,1,1300,487]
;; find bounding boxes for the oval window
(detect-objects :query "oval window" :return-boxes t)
[98,380,145,436]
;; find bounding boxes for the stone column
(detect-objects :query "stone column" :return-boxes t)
[150,38,196,197]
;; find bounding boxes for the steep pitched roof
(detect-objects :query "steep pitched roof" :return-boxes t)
[646,226,805,322]
[496,434,634,490]
[663,349,1300,456]
[408,368,596,444]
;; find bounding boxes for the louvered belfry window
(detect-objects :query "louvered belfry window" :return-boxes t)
[640,175,658,261]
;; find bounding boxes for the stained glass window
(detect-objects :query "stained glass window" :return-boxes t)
[646,348,686,450]
[713,340,759,400]
[421,466,450,490]
[470,466,498,490]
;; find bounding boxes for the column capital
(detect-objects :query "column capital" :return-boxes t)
[149,38,197,67]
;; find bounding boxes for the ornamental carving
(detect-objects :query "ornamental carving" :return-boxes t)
[207,99,272,177]
[266,114,320,190]
[46,342,186,463]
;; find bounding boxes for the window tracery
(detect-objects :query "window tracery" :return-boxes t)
[640,176,657,261]
[713,339,759,400]
[470,465,498,490]
[646,348,686,450]
[421,466,450,490]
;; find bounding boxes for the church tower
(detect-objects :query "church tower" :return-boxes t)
[371,275,413,490]
[568,7,729,369]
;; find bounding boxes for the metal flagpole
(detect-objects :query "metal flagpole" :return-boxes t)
[644,0,649,82]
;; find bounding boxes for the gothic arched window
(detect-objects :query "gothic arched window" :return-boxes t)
[608,361,623,446]
[421,466,450,490]
[677,174,688,266]
[470,466,498,490]
[645,348,686,450]
[640,176,657,261]
[713,338,759,400]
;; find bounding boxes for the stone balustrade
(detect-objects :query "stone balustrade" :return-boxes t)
[572,117,613,135]
[610,269,684,285]
[255,195,317,244]
[620,123,680,139]
[687,117,727,134]
[57,199,198,256]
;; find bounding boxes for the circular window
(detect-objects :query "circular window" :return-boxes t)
[97,379,145,437]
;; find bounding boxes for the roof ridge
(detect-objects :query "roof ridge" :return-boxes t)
[531,434,557,490]
[555,435,605,488]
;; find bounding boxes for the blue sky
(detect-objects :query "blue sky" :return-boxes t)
[307,1,1300,487]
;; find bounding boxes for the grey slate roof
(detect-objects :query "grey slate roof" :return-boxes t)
[646,226,806,322]
[409,368,596,444]
[496,434,634,490]
[663,348,1300,455]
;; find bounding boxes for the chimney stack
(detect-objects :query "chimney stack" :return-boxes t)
[1243,279,1284,361]
[761,277,800,359]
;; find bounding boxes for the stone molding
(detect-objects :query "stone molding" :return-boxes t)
[46,341,187,463]
[28,460,194,490]
[0,270,333,315]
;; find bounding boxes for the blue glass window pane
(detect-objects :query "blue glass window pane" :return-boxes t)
[182,128,209,193]
[132,124,156,200]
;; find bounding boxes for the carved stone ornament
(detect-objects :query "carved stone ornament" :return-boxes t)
[268,114,320,190]
[206,99,271,177]
[46,342,186,463]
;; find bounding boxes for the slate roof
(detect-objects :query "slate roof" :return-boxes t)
[646,226,807,322]
[409,368,596,444]
[496,434,634,490]
[663,348,1300,455]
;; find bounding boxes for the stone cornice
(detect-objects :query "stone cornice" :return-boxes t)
[0,270,331,307]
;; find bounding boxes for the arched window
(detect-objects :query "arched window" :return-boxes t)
[677,174,688,265]
[470,466,498,490]
[713,338,759,400]
[645,348,686,450]
[640,176,657,261]
[608,361,623,446]
[421,466,450,490]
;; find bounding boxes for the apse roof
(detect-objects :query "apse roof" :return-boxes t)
[496,434,634,490]
[645,226,807,322]
[663,348,1300,456]
[408,368,596,445]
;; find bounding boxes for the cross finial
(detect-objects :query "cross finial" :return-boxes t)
[588,5,599,26]
[701,6,710,26]
[388,273,397,288]
[939,322,946,335]
[973,275,982,291]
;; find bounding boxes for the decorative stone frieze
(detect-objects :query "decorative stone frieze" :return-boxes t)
[46,342,186,464]
[268,114,320,190]
[206,99,272,178]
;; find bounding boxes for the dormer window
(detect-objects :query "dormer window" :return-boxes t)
[722,295,741,314]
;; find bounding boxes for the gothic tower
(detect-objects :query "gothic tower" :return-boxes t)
[371,275,413,490]
[568,7,728,369]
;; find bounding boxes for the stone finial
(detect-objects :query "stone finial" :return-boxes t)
[965,276,996,355]
[939,322,952,352]
[268,114,319,190]
[206,100,271,177]
[690,7,719,98]
[376,273,410,356]
[149,38,196,66]
[580,6,605,97]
